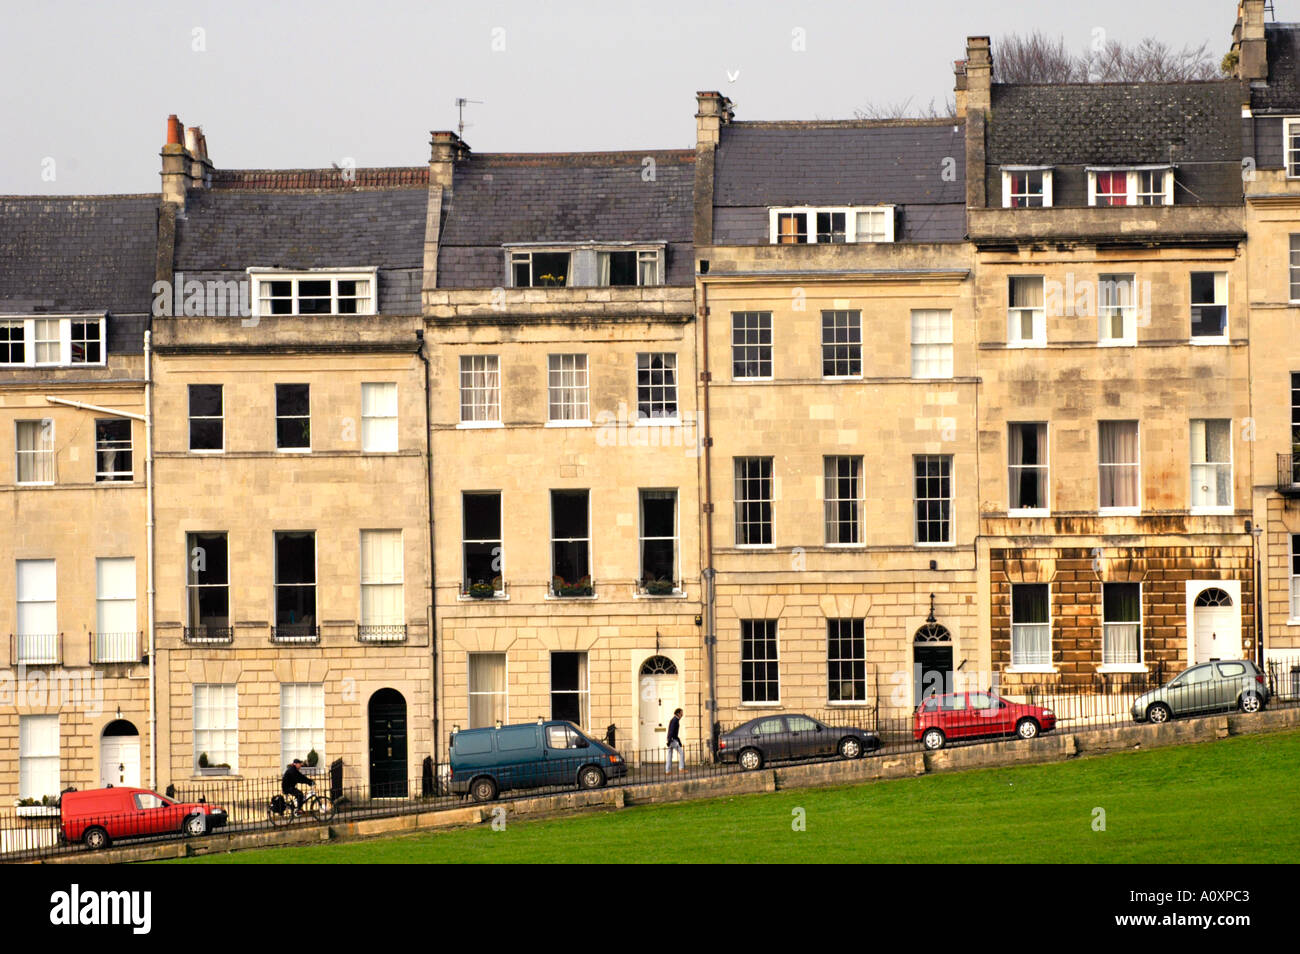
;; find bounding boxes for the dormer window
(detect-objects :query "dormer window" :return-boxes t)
[1001,168,1053,208]
[249,269,376,316]
[768,207,895,244]
[0,314,105,367]
[1087,167,1173,207]
[1285,118,1300,178]
[599,249,660,286]
[507,246,663,287]
[511,250,571,287]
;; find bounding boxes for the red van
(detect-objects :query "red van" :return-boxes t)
[914,691,1057,751]
[60,787,228,849]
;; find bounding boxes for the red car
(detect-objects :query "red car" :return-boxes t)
[60,786,228,850]
[914,691,1056,750]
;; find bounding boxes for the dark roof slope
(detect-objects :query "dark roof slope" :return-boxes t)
[1252,23,1300,112]
[987,81,1245,165]
[438,151,696,287]
[0,195,158,315]
[174,186,428,313]
[711,121,967,244]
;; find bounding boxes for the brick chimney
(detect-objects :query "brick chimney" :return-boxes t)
[160,114,190,206]
[695,91,733,149]
[428,131,469,189]
[1232,0,1268,81]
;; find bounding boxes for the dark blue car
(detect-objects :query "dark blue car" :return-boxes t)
[450,720,627,802]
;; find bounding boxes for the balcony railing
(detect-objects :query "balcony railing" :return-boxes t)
[12,633,60,666]
[91,631,140,664]
[271,625,320,645]
[357,624,408,643]
[183,626,234,645]
[1278,454,1300,495]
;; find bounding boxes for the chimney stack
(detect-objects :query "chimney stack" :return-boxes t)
[695,91,733,149]
[954,60,969,117]
[1232,0,1269,81]
[964,37,993,115]
[184,125,213,188]
[428,131,469,189]
[161,114,190,206]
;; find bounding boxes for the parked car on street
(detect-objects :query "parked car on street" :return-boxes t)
[1131,660,1269,724]
[449,720,626,802]
[717,714,882,770]
[914,691,1057,751]
[60,786,228,850]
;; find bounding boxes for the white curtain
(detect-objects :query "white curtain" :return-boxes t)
[361,382,398,450]
[597,253,611,287]
[469,653,507,728]
[1190,419,1231,507]
[459,356,500,422]
[19,716,59,800]
[1100,422,1139,507]
[16,421,54,483]
[280,683,325,766]
[360,530,403,626]
[96,558,136,662]
[548,354,588,421]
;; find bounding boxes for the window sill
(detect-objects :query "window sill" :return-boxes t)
[276,448,311,454]
[731,377,774,383]
[1098,664,1147,674]
[456,421,503,430]
[822,375,864,382]
[1006,666,1057,675]
[544,421,592,428]
[456,592,509,603]
[825,543,867,549]
[734,544,777,550]
[1286,619,1300,627]
[1190,507,1234,516]
[1188,337,1230,346]
[915,541,956,548]
[740,701,781,708]
[543,593,599,602]
[1008,508,1049,518]
[15,481,55,488]
[633,589,688,600]
[1098,339,1137,348]
[1005,342,1046,350]
[826,700,870,707]
[634,418,681,427]
[1099,508,1141,517]
[189,449,226,454]
[910,374,955,381]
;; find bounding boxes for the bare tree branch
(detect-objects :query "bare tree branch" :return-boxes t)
[852,96,956,121]
[991,32,1221,84]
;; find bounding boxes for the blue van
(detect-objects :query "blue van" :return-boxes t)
[449,720,627,802]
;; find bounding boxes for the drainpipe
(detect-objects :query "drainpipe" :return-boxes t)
[698,280,718,752]
[416,330,438,769]
[43,332,155,787]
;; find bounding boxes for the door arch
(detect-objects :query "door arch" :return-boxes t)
[100,720,140,788]
[1192,586,1238,662]
[368,689,408,798]
[637,655,680,757]
[913,624,953,707]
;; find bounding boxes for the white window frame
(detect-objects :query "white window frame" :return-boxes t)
[19,715,59,801]
[274,383,311,453]
[1100,582,1145,672]
[549,651,591,728]
[1189,271,1229,343]
[911,309,954,379]
[546,354,590,426]
[914,454,955,546]
[95,556,137,663]
[735,456,775,548]
[509,249,573,288]
[731,311,774,381]
[468,652,509,728]
[1001,167,1054,208]
[1008,422,1049,516]
[193,683,238,775]
[821,310,863,379]
[1285,118,1300,179]
[94,418,134,482]
[188,384,224,454]
[636,352,679,423]
[824,455,864,547]
[1010,583,1053,673]
[1189,418,1233,514]
[15,419,55,486]
[740,619,781,705]
[248,268,377,318]
[1007,276,1046,348]
[16,559,57,665]
[1098,420,1141,515]
[1290,235,1300,304]
[827,618,867,704]
[359,529,404,628]
[1289,533,1300,623]
[1086,167,1174,207]
[280,683,325,769]
[457,356,501,428]
[597,247,663,287]
[0,314,107,368]
[768,206,896,244]
[549,490,592,593]
[462,491,505,596]
[361,382,398,452]
[638,488,680,591]
[1098,274,1138,346]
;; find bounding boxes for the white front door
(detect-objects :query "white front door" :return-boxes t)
[101,735,141,787]
[638,673,681,756]
[1193,606,1239,663]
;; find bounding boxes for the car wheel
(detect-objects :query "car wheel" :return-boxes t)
[183,813,207,837]
[1240,692,1263,714]
[1146,703,1172,725]
[738,747,763,771]
[578,766,606,790]
[922,728,946,751]
[82,826,109,850]
[1016,718,1040,741]
[470,776,498,803]
[838,737,863,760]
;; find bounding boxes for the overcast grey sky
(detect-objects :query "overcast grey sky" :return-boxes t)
[0,0,1273,195]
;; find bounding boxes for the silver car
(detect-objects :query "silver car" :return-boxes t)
[1131,660,1269,724]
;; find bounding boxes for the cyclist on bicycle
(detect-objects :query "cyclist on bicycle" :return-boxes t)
[281,758,313,813]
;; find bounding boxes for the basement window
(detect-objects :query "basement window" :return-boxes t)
[1087,167,1173,207]
[511,251,570,287]
[0,315,106,367]
[1001,168,1053,208]
[249,270,376,316]
[768,207,895,244]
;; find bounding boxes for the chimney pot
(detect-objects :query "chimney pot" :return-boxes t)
[166,115,183,146]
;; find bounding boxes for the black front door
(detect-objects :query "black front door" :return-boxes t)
[914,644,953,707]
[368,689,408,797]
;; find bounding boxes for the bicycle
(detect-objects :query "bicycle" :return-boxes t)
[268,784,334,825]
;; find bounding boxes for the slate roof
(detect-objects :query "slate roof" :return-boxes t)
[710,121,967,244]
[0,195,158,316]
[987,81,1245,165]
[1251,23,1300,113]
[437,151,696,287]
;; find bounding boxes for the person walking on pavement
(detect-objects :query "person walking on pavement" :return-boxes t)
[664,708,685,773]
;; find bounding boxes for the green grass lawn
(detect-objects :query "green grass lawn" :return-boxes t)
[166,730,1300,864]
